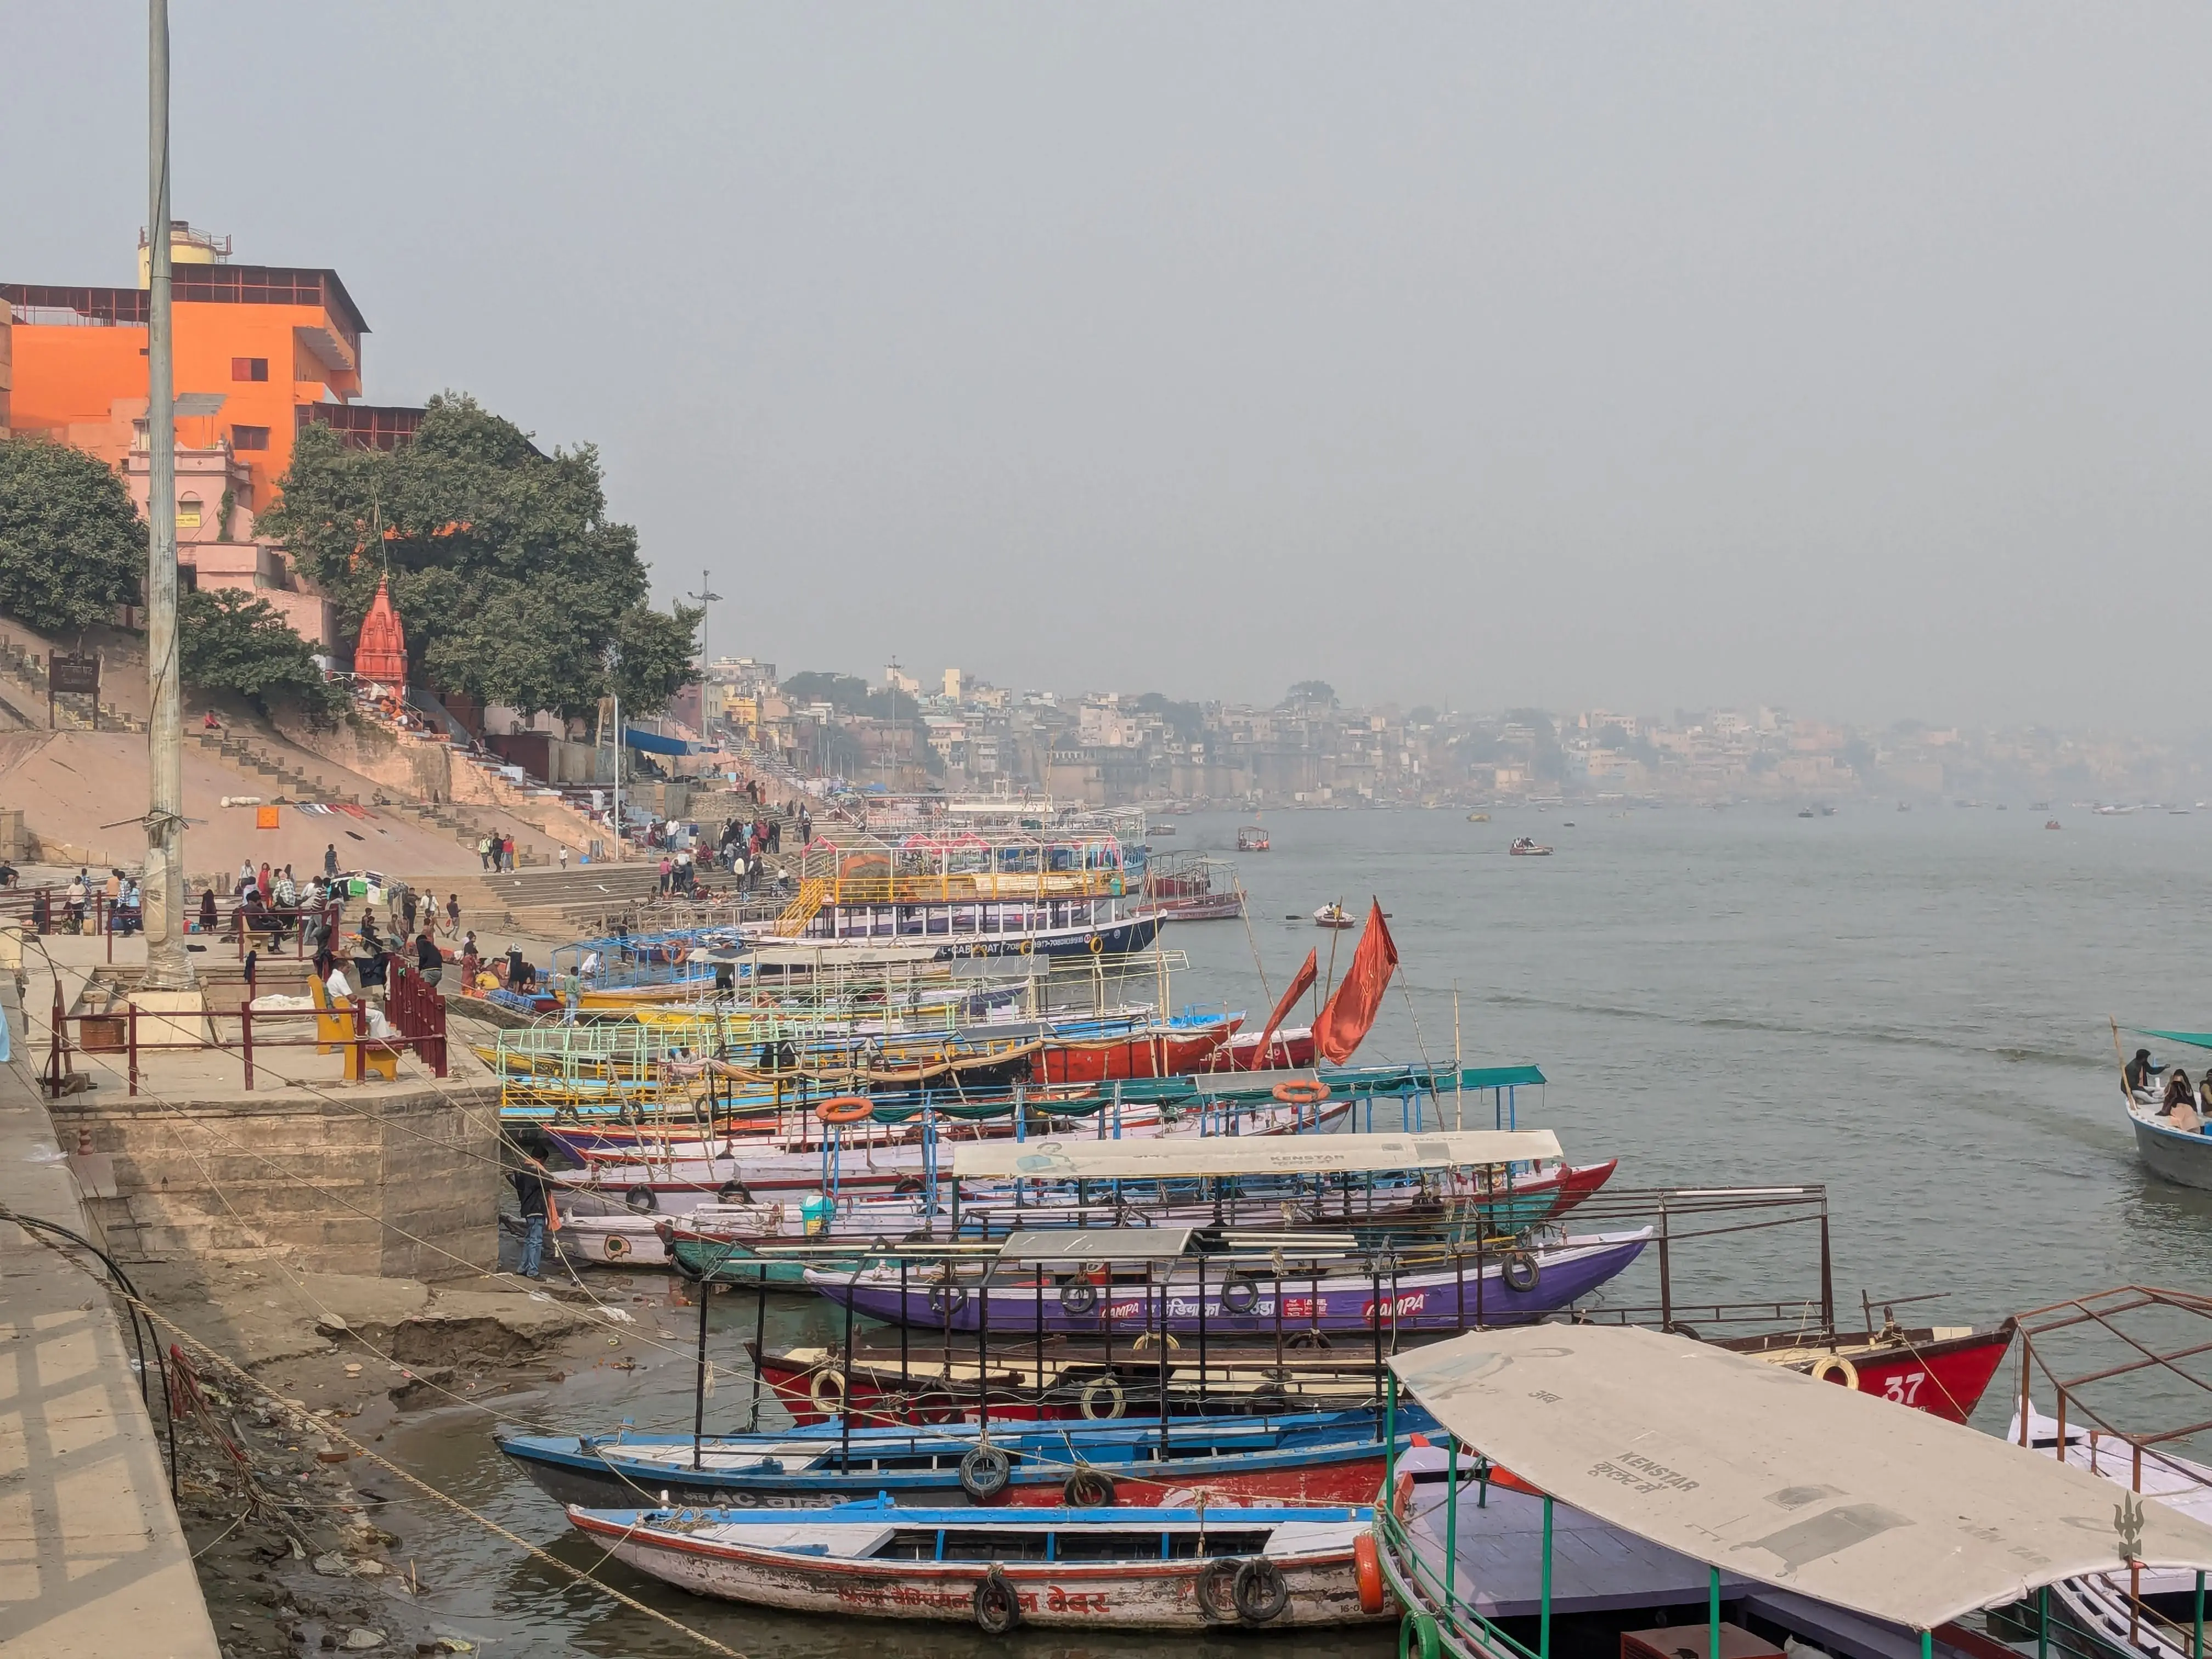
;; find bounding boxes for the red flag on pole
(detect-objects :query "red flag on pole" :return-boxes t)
[1313,900,1399,1064]
[1251,949,1318,1070]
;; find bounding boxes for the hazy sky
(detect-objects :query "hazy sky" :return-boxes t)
[7,5,2211,729]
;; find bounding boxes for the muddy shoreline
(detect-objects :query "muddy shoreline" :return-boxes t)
[144,1252,685,1658]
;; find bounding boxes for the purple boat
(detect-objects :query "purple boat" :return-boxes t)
[803,1229,1651,1336]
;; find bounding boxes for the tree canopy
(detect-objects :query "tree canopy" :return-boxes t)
[781,671,872,713]
[179,588,339,715]
[1284,679,1338,709]
[0,437,144,634]
[261,394,698,717]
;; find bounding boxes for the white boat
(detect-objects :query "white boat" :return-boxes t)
[563,1497,1386,1631]
[1313,904,1356,929]
[1506,838,1551,857]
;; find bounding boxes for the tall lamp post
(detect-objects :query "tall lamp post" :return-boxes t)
[686,569,721,736]
[140,0,191,990]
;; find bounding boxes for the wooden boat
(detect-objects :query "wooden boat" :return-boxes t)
[2126,1098,2212,1191]
[1506,838,1551,856]
[1313,903,1355,929]
[496,1408,1424,1510]
[1131,853,1243,922]
[563,1497,1387,1630]
[807,1229,1652,1338]
[1236,826,1269,852]
[1375,1324,2212,1659]
[1465,812,1489,823]
[1711,1316,2016,1424]
[1212,1025,1318,1070]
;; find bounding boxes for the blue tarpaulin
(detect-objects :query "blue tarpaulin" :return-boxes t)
[623,726,695,756]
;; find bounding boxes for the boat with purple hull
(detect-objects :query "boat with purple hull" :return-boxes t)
[804,1228,1651,1337]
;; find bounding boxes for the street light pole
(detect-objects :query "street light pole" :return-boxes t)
[686,568,721,734]
[140,0,191,991]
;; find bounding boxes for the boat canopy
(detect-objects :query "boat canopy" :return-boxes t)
[2133,1026,2212,1051]
[952,1127,1562,1181]
[1389,1324,2212,1632]
[996,1226,1200,1262]
[1187,1062,1546,1096]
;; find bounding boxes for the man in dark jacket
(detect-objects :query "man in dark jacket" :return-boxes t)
[509,1148,554,1280]
[415,930,443,988]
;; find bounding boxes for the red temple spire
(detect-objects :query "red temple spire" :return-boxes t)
[353,575,409,687]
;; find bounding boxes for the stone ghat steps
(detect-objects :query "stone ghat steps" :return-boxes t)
[414,865,663,930]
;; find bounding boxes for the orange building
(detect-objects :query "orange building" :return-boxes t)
[1,224,422,511]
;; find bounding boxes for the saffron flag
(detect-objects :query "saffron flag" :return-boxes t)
[1313,900,1400,1064]
[1252,949,1318,1070]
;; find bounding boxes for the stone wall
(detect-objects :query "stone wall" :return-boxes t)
[52,1080,501,1281]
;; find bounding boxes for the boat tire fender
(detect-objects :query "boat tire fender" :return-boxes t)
[973,1567,1022,1634]
[715,1180,751,1205]
[1502,1250,1539,1294]
[1810,1353,1861,1390]
[1062,1467,1116,1508]
[1285,1328,1331,1351]
[624,1186,658,1214]
[1272,1079,1329,1106]
[1058,1280,1099,1317]
[1353,1533,1387,1615]
[1403,1611,1443,1659]
[959,1442,1013,1502]
[1233,1558,1290,1625]
[1079,1375,1127,1421]
[808,1368,845,1417]
[1195,1558,1243,1622]
[928,1283,968,1318]
[1220,1276,1260,1316]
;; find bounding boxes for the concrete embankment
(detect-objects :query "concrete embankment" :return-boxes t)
[0,981,222,1658]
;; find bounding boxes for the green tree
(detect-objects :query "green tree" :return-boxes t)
[0,437,144,634]
[261,393,695,718]
[1284,679,1338,708]
[178,588,339,714]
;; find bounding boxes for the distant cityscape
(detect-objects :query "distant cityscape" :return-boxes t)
[687,656,2211,809]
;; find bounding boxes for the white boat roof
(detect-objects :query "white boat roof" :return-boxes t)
[953,1128,1562,1181]
[997,1226,1199,1262]
[1390,1324,2212,1632]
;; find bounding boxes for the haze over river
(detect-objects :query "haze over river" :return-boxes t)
[382,803,2212,1657]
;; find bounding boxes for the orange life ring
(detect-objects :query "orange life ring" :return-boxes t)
[1273,1079,1330,1105]
[815,1095,873,1126]
[1354,1532,1387,1615]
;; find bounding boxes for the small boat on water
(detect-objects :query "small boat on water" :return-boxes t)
[2117,1025,2212,1190]
[1313,903,1356,929]
[563,1497,1387,1631]
[497,1407,1426,1510]
[1506,838,1551,856]
[1236,825,1270,852]
[2047,818,2062,829]
[1465,812,1489,823]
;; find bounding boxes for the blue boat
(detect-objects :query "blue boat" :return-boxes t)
[495,1404,1434,1510]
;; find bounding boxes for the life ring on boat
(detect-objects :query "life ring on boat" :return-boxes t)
[1809,1353,1861,1391]
[1079,1375,1127,1421]
[1272,1079,1329,1105]
[1063,1467,1116,1508]
[808,1367,846,1416]
[602,1233,630,1260]
[969,944,987,958]
[1353,1534,1387,1615]
[715,1180,752,1205]
[972,1567,1022,1634]
[1501,1250,1540,1294]
[1087,935,1104,955]
[1018,939,1034,956]
[928,1282,968,1318]
[624,1186,659,1214]
[1195,1558,1243,1623]
[1402,1611,1443,1659]
[1058,1279,1099,1317]
[893,1176,924,1195]
[958,1442,1012,1502]
[1220,1276,1260,1315]
[1233,1558,1290,1625]
[815,1095,873,1126]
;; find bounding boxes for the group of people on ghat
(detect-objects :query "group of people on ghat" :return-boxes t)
[26,867,144,936]
[2127,1046,2212,1133]
[477,830,520,871]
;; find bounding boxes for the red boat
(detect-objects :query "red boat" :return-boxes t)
[1211,1026,1318,1071]
[1716,1317,2016,1423]
[1031,1019,1241,1083]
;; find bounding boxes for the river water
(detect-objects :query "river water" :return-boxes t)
[377,803,2212,1657]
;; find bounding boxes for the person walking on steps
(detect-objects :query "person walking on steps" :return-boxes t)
[324,843,339,881]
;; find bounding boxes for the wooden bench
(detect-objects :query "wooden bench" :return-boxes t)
[307,977,403,1080]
